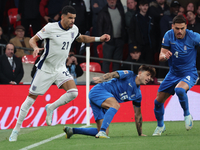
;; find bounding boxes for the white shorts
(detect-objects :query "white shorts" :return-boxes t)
[29,68,74,95]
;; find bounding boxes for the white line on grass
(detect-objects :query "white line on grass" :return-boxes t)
[19,125,91,150]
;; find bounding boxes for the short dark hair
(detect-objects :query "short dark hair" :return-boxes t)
[138,65,156,77]
[4,42,16,53]
[61,5,76,15]
[139,0,149,5]
[172,15,186,24]
[186,10,195,15]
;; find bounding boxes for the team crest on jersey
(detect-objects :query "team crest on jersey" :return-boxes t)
[32,85,37,91]
[71,32,74,39]
[184,45,187,53]
[123,70,128,74]
[41,28,45,33]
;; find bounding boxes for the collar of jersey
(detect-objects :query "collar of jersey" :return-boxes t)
[58,21,70,31]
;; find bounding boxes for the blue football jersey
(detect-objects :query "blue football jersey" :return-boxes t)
[99,70,142,103]
[162,29,200,76]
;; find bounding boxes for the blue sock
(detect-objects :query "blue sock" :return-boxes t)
[100,107,118,132]
[154,99,164,127]
[73,128,98,136]
[175,88,190,116]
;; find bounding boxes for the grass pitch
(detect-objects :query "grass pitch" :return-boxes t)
[0,121,200,150]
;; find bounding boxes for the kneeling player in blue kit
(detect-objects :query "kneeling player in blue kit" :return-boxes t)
[63,65,156,138]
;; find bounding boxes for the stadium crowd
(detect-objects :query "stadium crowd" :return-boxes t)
[0,0,200,84]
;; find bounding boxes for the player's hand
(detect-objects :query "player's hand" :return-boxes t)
[93,77,102,83]
[164,51,172,60]
[140,134,147,136]
[100,34,110,42]
[33,48,44,58]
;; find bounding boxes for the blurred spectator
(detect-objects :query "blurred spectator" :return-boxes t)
[160,1,180,41]
[125,0,137,28]
[17,0,41,37]
[0,26,8,45]
[187,10,200,32]
[66,53,83,84]
[9,25,32,58]
[148,0,170,24]
[0,0,7,27]
[186,2,195,12]
[178,6,185,15]
[0,43,24,84]
[196,5,200,23]
[148,0,170,52]
[120,48,145,74]
[39,0,65,23]
[186,10,200,83]
[158,0,180,78]
[91,0,107,36]
[129,0,156,64]
[97,0,126,73]
[91,0,107,58]
[177,5,188,24]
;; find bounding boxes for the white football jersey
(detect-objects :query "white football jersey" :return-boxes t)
[36,22,80,73]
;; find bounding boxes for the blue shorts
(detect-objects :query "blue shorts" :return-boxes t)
[158,71,198,95]
[89,84,114,121]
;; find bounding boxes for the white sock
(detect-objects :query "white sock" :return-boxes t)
[13,96,35,132]
[49,88,78,110]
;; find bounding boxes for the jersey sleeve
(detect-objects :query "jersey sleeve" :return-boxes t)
[161,31,171,49]
[193,32,200,47]
[36,23,52,40]
[117,70,133,79]
[75,33,81,40]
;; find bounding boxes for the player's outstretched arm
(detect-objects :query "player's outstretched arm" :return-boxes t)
[159,48,172,62]
[29,35,44,58]
[76,34,110,43]
[133,105,146,136]
[93,71,119,83]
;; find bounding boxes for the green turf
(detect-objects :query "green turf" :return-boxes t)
[1,121,200,150]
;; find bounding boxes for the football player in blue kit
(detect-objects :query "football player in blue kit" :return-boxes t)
[152,15,200,136]
[63,65,156,138]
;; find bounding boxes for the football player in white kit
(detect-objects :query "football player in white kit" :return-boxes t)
[9,5,110,142]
